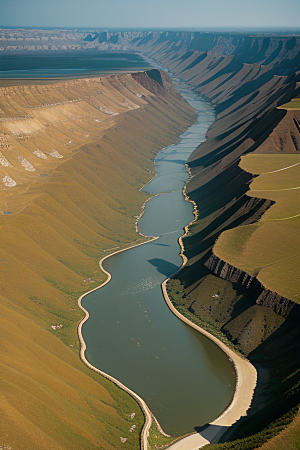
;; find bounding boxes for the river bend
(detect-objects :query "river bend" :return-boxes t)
[81,78,235,436]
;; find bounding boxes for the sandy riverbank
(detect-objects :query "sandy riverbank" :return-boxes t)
[77,236,172,450]
[77,176,257,450]
[162,279,257,449]
[160,186,257,450]
[77,92,256,450]
[78,211,257,450]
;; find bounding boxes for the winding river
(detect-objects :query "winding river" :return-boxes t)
[81,78,235,437]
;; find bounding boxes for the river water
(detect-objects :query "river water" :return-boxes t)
[0,52,151,79]
[81,78,235,437]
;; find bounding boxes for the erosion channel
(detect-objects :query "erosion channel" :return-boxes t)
[81,78,235,437]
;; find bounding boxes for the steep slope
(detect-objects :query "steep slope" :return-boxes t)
[0,70,196,450]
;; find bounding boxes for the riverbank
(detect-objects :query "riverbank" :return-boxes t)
[142,33,300,449]
[162,279,257,449]
[77,189,257,450]
[159,140,257,450]
[78,235,184,449]
[78,77,240,444]
[77,239,157,450]
[76,84,193,447]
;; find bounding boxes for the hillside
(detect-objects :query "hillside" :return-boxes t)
[0,69,196,450]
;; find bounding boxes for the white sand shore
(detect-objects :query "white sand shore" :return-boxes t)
[77,234,257,450]
[162,279,257,450]
[77,176,257,450]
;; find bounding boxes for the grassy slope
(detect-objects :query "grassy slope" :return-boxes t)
[213,153,300,302]
[0,72,196,450]
[1,32,300,449]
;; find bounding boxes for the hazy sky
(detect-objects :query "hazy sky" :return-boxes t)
[1,0,300,29]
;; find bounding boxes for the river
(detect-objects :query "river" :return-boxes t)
[81,77,235,437]
[0,52,151,79]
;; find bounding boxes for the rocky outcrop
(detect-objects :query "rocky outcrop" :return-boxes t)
[205,252,295,318]
[256,290,295,318]
[205,253,258,289]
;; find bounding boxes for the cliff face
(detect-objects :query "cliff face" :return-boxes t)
[205,253,295,318]
[256,289,295,318]
[205,253,260,291]
[135,32,300,302]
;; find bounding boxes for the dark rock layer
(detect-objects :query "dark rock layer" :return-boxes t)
[205,253,295,318]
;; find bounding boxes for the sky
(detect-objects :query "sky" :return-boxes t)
[1,0,300,29]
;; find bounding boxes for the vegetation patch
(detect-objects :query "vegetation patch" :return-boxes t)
[147,420,175,450]
[278,98,300,109]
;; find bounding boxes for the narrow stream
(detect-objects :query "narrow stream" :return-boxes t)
[81,78,235,437]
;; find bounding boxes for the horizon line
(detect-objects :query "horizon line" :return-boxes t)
[1,25,300,31]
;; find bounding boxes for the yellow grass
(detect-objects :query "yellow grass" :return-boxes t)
[0,73,196,449]
[239,154,300,175]
[214,154,300,302]
[1,295,144,450]
[278,98,300,110]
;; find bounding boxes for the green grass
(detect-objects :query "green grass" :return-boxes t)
[147,420,176,450]
[278,99,300,109]
[167,278,245,356]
